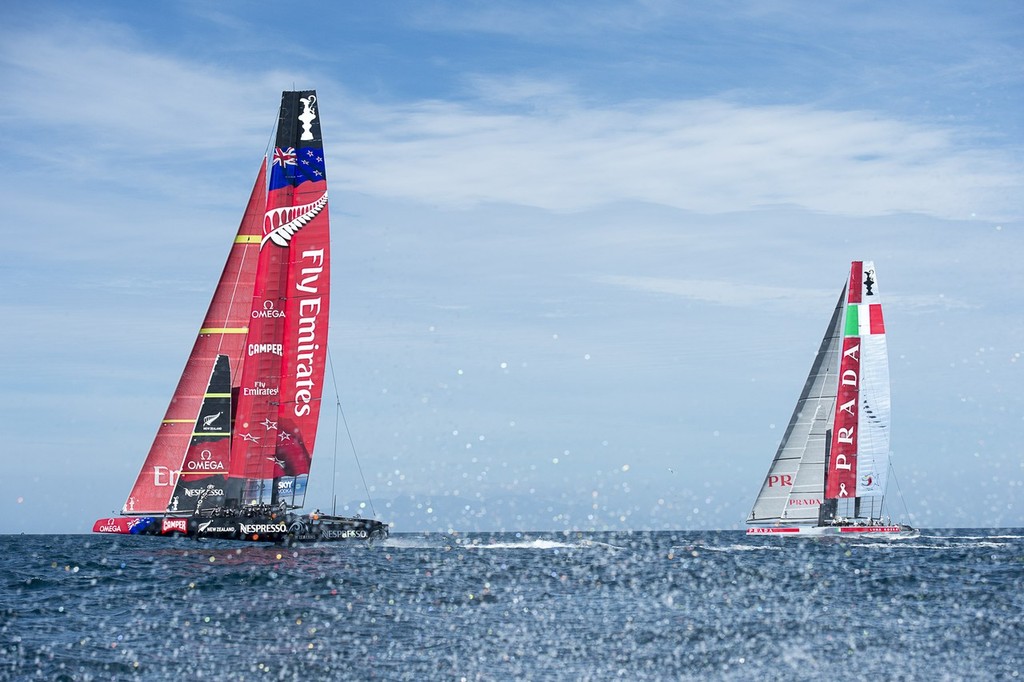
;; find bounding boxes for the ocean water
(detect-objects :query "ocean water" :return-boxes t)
[1,530,1021,681]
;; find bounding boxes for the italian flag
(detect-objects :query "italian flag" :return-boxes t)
[844,303,885,336]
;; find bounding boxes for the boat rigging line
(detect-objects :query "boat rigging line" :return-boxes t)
[326,346,377,519]
[888,455,913,523]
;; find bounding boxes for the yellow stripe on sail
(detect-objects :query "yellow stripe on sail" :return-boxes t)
[205,393,232,398]
[161,419,194,424]
[199,327,248,334]
[192,432,230,437]
[235,235,262,244]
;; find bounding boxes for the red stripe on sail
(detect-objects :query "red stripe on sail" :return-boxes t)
[228,226,289,485]
[826,336,860,498]
[848,261,863,304]
[869,303,885,334]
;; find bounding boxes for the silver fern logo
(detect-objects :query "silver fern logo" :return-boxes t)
[261,192,328,248]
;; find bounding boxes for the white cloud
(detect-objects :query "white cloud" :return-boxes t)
[595,275,978,313]
[0,20,286,155]
[333,95,1023,222]
[3,20,1019,223]
[595,275,828,308]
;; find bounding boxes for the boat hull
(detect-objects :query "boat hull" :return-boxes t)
[747,525,918,538]
[92,513,388,543]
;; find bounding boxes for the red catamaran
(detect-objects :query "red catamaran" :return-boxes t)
[93,91,388,543]
[746,261,917,538]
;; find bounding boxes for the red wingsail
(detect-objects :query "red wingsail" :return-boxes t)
[122,163,266,515]
[228,91,330,508]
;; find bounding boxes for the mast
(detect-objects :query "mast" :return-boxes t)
[817,429,838,524]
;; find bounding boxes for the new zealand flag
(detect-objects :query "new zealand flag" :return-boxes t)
[269,146,327,190]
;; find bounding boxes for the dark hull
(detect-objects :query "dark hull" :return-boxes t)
[93,512,388,543]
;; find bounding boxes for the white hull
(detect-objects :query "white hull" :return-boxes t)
[747,525,918,538]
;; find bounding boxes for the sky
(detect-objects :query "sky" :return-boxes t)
[1,1,1022,534]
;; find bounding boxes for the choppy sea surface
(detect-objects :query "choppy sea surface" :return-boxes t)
[1,530,1021,681]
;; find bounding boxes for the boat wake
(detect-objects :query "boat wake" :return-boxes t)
[695,544,783,552]
[374,533,627,551]
[377,535,447,550]
[458,538,618,551]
